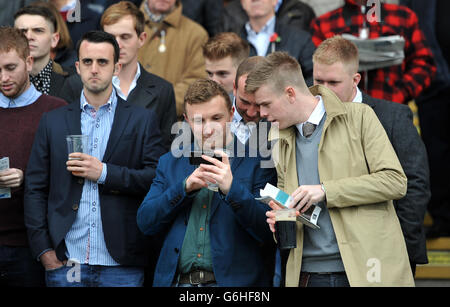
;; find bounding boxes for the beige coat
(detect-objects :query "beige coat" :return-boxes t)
[270,85,414,287]
[138,1,208,117]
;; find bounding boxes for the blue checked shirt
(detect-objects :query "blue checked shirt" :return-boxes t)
[64,88,119,266]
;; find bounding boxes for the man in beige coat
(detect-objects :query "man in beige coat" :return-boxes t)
[246,52,414,287]
[138,0,208,118]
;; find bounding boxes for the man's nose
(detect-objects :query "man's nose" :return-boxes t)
[247,105,259,118]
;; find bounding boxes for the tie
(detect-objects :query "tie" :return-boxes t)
[302,122,316,138]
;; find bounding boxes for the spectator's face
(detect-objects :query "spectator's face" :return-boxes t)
[241,0,277,19]
[205,56,236,95]
[147,0,177,15]
[313,61,360,102]
[103,15,146,67]
[254,83,301,130]
[75,41,121,95]
[0,49,33,98]
[233,75,261,123]
[14,14,59,63]
[185,95,234,150]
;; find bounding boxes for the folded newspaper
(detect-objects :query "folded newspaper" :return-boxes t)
[0,157,11,199]
[256,183,321,229]
[341,33,405,71]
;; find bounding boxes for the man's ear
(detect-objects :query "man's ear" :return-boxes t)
[25,55,34,74]
[285,86,296,103]
[138,31,147,48]
[113,62,122,76]
[51,32,60,49]
[353,73,361,87]
[75,61,80,75]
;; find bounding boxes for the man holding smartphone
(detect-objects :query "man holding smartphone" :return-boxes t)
[137,79,277,287]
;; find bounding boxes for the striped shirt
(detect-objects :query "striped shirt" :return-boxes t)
[64,88,119,266]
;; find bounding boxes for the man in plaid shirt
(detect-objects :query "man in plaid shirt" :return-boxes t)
[310,0,436,104]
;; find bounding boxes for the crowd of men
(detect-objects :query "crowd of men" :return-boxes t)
[0,0,448,288]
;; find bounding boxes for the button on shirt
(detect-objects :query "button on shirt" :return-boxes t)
[295,96,326,136]
[112,63,141,101]
[65,89,119,266]
[0,84,41,109]
[245,16,276,56]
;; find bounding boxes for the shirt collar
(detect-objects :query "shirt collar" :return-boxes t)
[245,15,276,35]
[295,95,326,134]
[112,63,141,100]
[232,96,243,123]
[352,87,363,103]
[0,83,42,109]
[80,87,117,112]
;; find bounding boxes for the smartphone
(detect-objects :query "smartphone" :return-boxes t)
[189,151,223,165]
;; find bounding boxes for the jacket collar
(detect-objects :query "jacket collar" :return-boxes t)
[142,1,183,29]
[270,85,347,142]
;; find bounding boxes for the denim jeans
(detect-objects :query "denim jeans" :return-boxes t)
[45,263,144,287]
[300,272,350,287]
[0,245,45,287]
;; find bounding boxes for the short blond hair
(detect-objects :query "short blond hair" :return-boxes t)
[184,79,232,113]
[101,1,145,35]
[202,32,250,67]
[245,52,308,95]
[313,35,359,74]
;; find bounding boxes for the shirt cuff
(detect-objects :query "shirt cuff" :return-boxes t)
[97,163,107,184]
[37,248,53,262]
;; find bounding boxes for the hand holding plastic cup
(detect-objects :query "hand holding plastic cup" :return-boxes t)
[66,135,89,160]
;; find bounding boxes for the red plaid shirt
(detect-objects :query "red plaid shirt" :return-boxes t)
[311,0,436,104]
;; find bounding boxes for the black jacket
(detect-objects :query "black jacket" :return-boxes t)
[362,92,429,264]
[60,64,177,150]
[239,18,316,86]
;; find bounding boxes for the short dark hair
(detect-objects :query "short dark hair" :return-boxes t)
[76,31,120,63]
[14,5,57,33]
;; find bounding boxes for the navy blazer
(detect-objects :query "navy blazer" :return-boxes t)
[137,140,277,286]
[24,96,166,266]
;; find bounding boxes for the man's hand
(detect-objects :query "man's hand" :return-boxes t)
[39,250,66,271]
[0,168,24,188]
[265,200,300,233]
[199,150,233,195]
[290,185,325,213]
[66,153,103,181]
[185,166,209,193]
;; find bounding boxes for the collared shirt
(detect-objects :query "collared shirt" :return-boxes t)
[0,83,41,109]
[178,181,214,274]
[112,63,141,101]
[295,96,326,137]
[65,88,119,266]
[245,16,276,56]
[230,97,254,144]
[352,87,363,103]
[275,0,283,12]
[30,60,53,95]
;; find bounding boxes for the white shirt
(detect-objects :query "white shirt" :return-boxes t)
[245,16,276,56]
[295,96,326,136]
[112,63,141,101]
[352,87,363,103]
[230,98,254,144]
